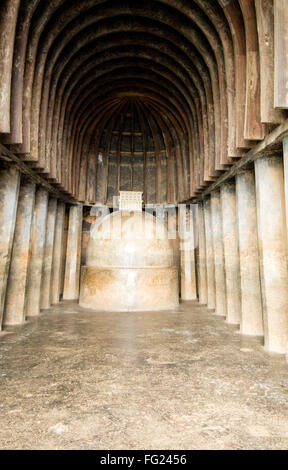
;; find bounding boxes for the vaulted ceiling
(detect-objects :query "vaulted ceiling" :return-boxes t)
[0,0,286,204]
[89,98,184,205]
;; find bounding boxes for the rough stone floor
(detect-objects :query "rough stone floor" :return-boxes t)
[0,300,288,450]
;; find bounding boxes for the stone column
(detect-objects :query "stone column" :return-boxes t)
[220,181,241,325]
[203,197,215,310]
[40,198,57,309]
[168,207,180,290]
[255,155,288,353]
[51,202,65,304]
[25,188,48,317]
[179,206,197,300]
[167,206,181,296]
[63,205,83,300]
[198,202,207,305]
[193,204,199,299]
[3,180,35,326]
[236,170,263,336]
[0,166,20,329]
[283,136,288,235]
[211,191,227,317]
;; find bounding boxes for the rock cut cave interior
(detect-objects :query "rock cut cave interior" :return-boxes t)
[1,0,288,450]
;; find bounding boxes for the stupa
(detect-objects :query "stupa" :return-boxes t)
[79,192,179,311]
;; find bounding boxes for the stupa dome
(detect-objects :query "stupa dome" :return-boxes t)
[86,210,174,268]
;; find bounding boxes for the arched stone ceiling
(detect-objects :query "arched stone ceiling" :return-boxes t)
[0,0,287,203]
[85,97,181,206]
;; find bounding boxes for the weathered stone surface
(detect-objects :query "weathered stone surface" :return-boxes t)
[86,211,174,269]
[3,180,35,326]
[167,208,180,289]
[0,166,20,329]
[203,197,215,310]
[0,0,20,134]
[220,181,241,325]
[1,300,288,450]
[40,198,57,310]
[25,188,48,318]
[211,191,227,317]
[0,0,287,203]
[197,202,207,305]
[51,202,65,305]
[283,136,288,238]
[63,205,83,300]
[236,170,263,337]
[60,211,69,298]
[180,248,197,301]
[179,207,197,301]
[80,266,179,312]
[80,210,179,311]
[255,155,288,354]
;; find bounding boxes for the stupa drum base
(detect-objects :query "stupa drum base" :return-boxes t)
[79,266,179,311]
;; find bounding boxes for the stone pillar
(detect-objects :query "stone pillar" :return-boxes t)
[0,166,20,328]
[3,180,35,326]
[179,206,197,300]
[168,207,180,291]
[51,202,65,304]
[25,188,48,317]
[60,214,68,299]
[255,155,288,353]
[203,197,215,310]
[220,181,241,325]
[63,205,83,300]
[198,202,207,305]
[193,204,199,299]
[283,136,288,235]
[40,198,57,309]
[211,191,227,317]
[236,170,263,336]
